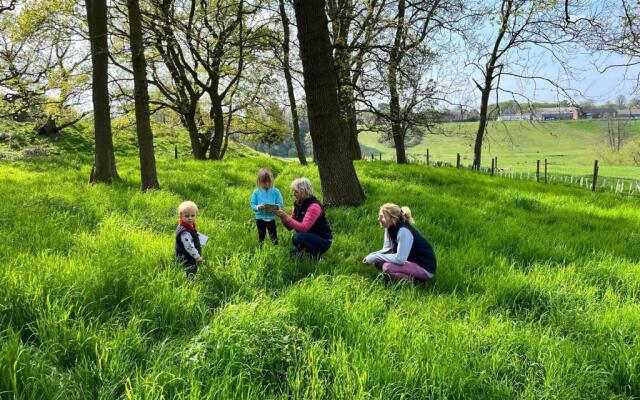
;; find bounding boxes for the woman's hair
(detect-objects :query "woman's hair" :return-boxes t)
[290,177,314,200]
[380,203,414,225]
[256,168,274,188]
[178,200,198,216]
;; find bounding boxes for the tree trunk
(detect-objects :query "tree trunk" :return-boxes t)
[183,111,207,159]
[152,2,207,161]
[220,129,231,159]
[331,0,361,161]
[127,0,159,191]
[36,115,57,136]
[293,0,364,207]
[336,65,361,160]
[344,90,361,160]
[289,90,308,165]
[387,0,407,164]
[279,0,307,165]
[388,62,407,164]
[473,0,510,170]
[86,0,119,183]
[328,0,361,161]
[473,83,492,170]
[35,113,88,137]
[207,93,225,160]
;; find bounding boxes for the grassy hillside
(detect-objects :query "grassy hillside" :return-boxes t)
[1,122,640,399]
[0,119,262,163]
[360,120,640,180]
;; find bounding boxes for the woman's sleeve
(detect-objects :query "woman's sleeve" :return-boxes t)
[364,251,384,264]
[284,203,322,232]
[374,228,413,265]
[365,230,393,264]
[381,230,393,253]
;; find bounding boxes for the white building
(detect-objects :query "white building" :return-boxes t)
[617,109,640,119]
[496,113,536,121]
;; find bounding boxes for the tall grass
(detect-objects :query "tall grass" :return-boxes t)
[0,123,639,399]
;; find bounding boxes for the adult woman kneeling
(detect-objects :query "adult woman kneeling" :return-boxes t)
[274,178,332,259]
[363,203,436,282]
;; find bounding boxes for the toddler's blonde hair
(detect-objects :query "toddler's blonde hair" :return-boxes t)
[178,200,198,216]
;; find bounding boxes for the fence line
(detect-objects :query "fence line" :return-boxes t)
[361,151,640,197]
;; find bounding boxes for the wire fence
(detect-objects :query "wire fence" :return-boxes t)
[361,151,640,198]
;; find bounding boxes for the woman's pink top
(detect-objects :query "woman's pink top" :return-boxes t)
[284,203,323,232]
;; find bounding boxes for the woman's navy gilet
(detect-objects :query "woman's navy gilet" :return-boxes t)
[387,222,436,275]
[293,196,332,240]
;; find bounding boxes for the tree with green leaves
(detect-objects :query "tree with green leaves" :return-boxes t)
[578,1,639,94]
[0,0,91,133]
[86,0,119,182]
[327,0,387,161]
[236,101,290,156]
[357,0,461,164]
[468,0,580,170]
[117,0,267,161]
[126,0,159,190]
[293,0,364,206]
[276,0,307,165]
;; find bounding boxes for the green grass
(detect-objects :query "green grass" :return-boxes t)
[1,121,640,399]
[359,120,640,180]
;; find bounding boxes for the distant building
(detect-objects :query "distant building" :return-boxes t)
[496,113,536,121]
[581,108,617,119]
[617,109,640,119]
[539,107,579,121]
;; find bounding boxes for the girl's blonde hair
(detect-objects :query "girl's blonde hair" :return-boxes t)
[256,168,274,188]
[178,200,198,216]
[290,177,314,200]
[380,203,414,225]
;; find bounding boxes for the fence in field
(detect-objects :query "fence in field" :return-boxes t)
[361,151,640,198]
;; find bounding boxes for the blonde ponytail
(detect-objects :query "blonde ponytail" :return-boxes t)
[401,206,414,225]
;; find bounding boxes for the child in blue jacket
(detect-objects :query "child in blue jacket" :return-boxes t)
[250,168,284,245]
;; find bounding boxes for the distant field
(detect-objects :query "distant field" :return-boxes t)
[359,120,640,180]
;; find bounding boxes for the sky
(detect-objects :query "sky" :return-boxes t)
[496,52,640,106]
[435,0,640,109]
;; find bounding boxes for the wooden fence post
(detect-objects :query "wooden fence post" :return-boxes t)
[536,160,540,182]
[175,145,178,159]
[544,159,548,184]
[592,160,598,192]
[426,149,430,166]
[494,157,498,171]
[491,158,495,176]
[456,153,461,169]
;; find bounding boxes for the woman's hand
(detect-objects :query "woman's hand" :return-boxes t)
[273,209,288,219]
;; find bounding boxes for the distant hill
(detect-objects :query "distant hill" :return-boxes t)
[359,120,640,179]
